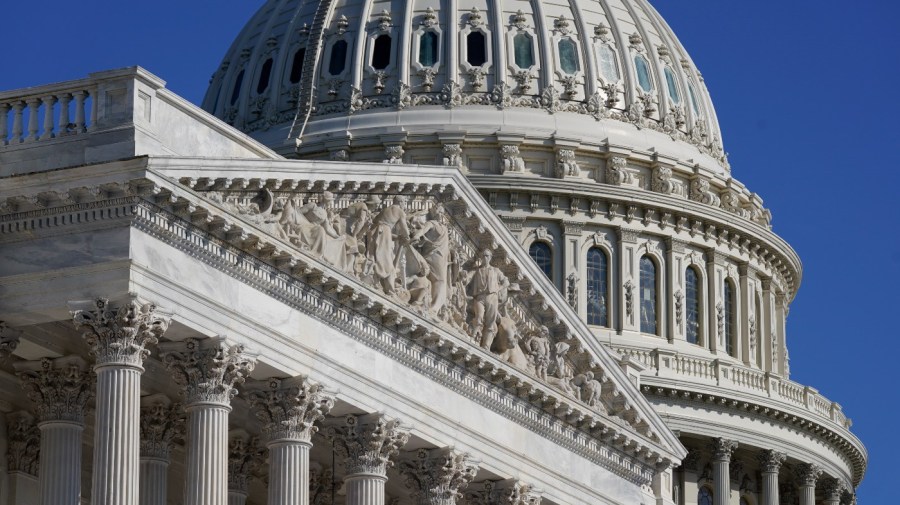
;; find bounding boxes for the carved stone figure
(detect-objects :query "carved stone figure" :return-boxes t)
[493,296,530,370]
[526,326,552,381]
[280,192,354,272]
[574,371,604,409]
[464,249,510,350]
[545,342,576,397]
[410,204,451,315]
[369,195,411,294]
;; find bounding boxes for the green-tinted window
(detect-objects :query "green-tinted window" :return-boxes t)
[419,31,439,67]
[664,67,681,104]
[634,55,652,92]
[513,33,534,68]
[558,38,579,74]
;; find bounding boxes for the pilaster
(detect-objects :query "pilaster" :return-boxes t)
[617,228,640,333]
[15,356,93,505]
[71,296,172,505]
[160,337,257,505]
[759,279,775,373]
[246,376,335,505]
[399,448,479,505]
[705,250,726,354]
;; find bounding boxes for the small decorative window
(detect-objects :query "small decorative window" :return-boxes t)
[328,40,348,75]
[419,31,439,67]
[640,256,657,334]
[634,55,653,92]
[686,267,701,345]
[558,38,580,75]
[256,58,273,94]
[289,48,306,84]
[664,67,680,104]
[372,34,392,70]
[513,33,534,68]
[597,44,619,82]
[698,488,713,505]
[466,32,487,67]
[587,248,609,326]
[529,242,553,279]
[724,280,736,356]
[688,82,701,115]
[230,70,245,105]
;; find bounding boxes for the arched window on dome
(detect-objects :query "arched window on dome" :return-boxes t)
[288,48,306,84]
[230,69,245,106]
[698,488,713,505]
[371,34,392,70]
[597,44,619,83]
[664,67,681,104]
[328,39,349,76]
[586,248,609,327]
[529,242,553,280]
[256,58,274,94]
[724,279,736,357]
[640,256,658,334]
[685,266,701,345]
[634,54,653,92]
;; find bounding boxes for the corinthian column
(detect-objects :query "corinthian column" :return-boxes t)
[756,449,786,505]
[709,438,737,505]
[794,463,822,505]
[71,296,172,505]
[6,411,40,505]
[227,431,264,505]
[821,477,845,505]
[246,377,334,505]
[139,395,184,505]
[326,414,410,505]
[465,479,542,505]
[160,337,257,505]
[399,448,480,505]
[15,356,94,505]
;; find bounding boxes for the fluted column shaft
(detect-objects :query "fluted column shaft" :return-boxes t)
[38,421,83,505]
[761,470,779,505]
[268,440,311,505]
[710,439,737,505]
[93,365,142,505]
[795,464,822,505]
[186,404,230,505]
[227,492,247,505]
[345,474,386,505]
[799,485,815,505]
[139,459,169,505]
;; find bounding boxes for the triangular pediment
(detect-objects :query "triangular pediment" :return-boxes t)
[139,157,685,465]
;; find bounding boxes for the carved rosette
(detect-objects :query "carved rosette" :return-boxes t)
[160,337,257,406]
[756,449,786,473]
[228,431,265,494]
[709,438,738,462]
[15,356,94,424]
[246,376,335,443]
[6,411,39,475]
[0,321,20,360]
[139,396,185,460]
[70,296,172,368]
[794,463,822,487]
[400,448,480,505]
[465,479,542,505]
[326,413,410,476]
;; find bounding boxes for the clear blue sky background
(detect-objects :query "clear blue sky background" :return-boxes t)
[1,0,896,501]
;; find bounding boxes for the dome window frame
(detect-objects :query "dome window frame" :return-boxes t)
[633,53,655,93]
[412,9,443,75]
[551,30,584,84]
[285,46,307,87]
[663,66,682,106]
[593,39,621,86]
[459,9,493,79]
[504,13,540,91]
[321,17,353,83]
[364,12,398,94]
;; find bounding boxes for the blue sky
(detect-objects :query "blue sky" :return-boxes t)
[1,0,896,501]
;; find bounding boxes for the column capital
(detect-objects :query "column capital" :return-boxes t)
[70,295,172,368]
[839,489,855,505]
[756,449,786,472]
[465,479,542,505]
[794,462,823,487]
[399,447,480,505]
[159,337,257,407]
[821,477,846,501]
[228,430,264,496]
[6,411,39,475]
[326,413,410,476]
[0,321,21,360]
[246,376,334,443]
[709,438,738,462]
[681,448,702,472]
[15,356,94,424]
[139,394,184,460]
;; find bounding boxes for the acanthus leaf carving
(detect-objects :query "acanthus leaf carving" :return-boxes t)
[139,395,185,460]
[555,149,580,178]
[6,411,39,475]
[159,337,257,406]
[0,321,20,360]
[246,376,335,443]
[228,430,265,494]
[326,413,410,475]
[70,295,172,367]
[15,356,94,424]
[400,447,479,505]
[465,479,542,505]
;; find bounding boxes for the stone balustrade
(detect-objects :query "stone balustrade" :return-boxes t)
[610,344,851,429]
[0,80,96,146]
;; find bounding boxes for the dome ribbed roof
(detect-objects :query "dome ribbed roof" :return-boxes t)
[203,0,729,173]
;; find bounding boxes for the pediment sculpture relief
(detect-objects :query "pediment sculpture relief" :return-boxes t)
[207,188,632,427]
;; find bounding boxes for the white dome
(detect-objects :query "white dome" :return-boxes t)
[203,0,729,173]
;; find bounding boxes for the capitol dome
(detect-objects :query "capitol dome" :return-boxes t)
[203,0,730,175]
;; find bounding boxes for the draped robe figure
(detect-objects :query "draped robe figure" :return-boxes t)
[410,204,450,315]
[369,196,410,294]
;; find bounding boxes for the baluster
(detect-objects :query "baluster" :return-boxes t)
[58,93,71,135]
[0,103,9,145]
[40,95,56,140]
[73,90,87,133]
[11,101,24,143]
[24,98,40,142]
